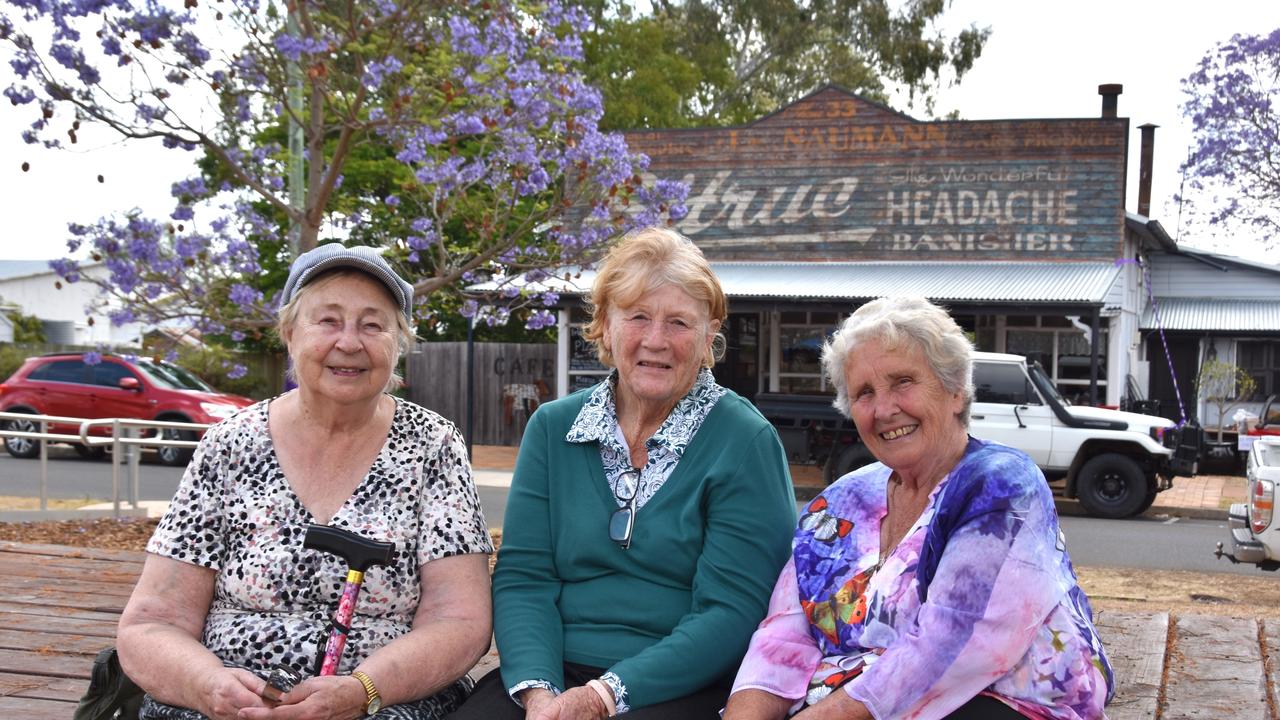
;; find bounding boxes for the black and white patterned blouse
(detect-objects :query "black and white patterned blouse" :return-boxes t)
[146,394,493,678]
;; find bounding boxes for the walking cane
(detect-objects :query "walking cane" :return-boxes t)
[304,524,396,676]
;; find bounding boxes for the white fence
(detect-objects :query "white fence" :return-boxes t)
[0,411,208,518]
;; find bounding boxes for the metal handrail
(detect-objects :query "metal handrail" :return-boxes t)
[0,411,210,515]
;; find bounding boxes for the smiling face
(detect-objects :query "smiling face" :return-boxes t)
[844,337,968,481]
[283,272,400,407]
[607,283,719,417]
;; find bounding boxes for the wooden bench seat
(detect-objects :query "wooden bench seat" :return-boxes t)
[0,540,1271,719]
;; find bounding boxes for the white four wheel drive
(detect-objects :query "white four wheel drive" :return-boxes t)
[756,352,1200,519]
[969,352,1198,519]
[1217,436,1280,571]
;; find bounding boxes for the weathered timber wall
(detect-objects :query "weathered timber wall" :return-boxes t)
[625,87,1128,262]
[406,342,556,447]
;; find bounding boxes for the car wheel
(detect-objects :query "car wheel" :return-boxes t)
[74,444,107,460]
[2,414,41,459]
[1076,453,1147,519]
[823,443,877,485]
[156,427,195,466]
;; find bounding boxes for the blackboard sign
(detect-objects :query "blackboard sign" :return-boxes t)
[569,326,607,373]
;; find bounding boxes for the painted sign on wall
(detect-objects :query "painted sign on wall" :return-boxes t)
[625,87,1128,261]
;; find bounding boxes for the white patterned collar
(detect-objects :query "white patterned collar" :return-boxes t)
[566,368,726,460]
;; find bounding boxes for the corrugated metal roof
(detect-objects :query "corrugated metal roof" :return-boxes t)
[474,261,1121,304]
[1142,298,1280,331]
[708,262,1119,303]
[0,260,55,281]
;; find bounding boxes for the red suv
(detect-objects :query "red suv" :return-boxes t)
[0,353,255,465]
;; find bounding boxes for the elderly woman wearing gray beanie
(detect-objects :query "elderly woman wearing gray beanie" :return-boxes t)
[118,243,493,720]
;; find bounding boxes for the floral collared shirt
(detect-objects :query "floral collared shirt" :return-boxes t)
[506,367,727,713]
[565,367,727,511]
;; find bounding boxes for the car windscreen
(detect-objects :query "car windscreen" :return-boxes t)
[131,361,186,390]
[155,362,217,392]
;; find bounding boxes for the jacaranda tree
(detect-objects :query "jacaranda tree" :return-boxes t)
[1180,28,1280,242]
[2,0,688,361]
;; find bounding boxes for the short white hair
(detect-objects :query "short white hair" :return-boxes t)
[821,296,975,425]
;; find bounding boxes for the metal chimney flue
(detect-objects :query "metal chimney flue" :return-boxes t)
[1138,123,1157,217]
[1099,84,1123,118]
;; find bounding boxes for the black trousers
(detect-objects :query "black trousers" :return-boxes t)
[945,695,1028,719]
[443,662,732,720]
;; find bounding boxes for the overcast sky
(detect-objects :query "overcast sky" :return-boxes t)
[1,0,1277,264]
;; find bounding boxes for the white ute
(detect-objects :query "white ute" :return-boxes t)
[1217,437,1280,571]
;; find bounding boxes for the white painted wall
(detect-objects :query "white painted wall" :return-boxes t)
[0,265,143,346]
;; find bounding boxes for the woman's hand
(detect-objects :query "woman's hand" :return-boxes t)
[528,685,611,720]
[521,687,558,719]
[191,666,272,720]
[792,689,872,720]
[237,674,367,720]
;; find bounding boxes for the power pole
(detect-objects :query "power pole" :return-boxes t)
[286,5,305,258]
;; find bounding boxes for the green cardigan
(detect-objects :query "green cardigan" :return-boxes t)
[492,387,796,709]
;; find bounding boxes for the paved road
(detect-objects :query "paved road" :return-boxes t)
[0,451,1254,576]
[0,448,513,526]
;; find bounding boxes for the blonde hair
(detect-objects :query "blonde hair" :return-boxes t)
[821,296,975,425]
[583,227,727,368]
[275,268,415,392]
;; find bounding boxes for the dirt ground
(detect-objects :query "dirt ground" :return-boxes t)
[1,518,1278,619]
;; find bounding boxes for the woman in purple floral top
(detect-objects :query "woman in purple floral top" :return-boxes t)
[724,296,1112,720]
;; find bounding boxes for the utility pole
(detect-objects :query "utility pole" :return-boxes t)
[286,4,305,258]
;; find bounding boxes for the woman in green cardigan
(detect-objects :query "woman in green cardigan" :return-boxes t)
[447,227,796,720]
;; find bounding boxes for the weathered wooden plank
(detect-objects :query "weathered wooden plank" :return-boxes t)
[0,554,143,580]
[0,602,125,624]
[1094,610,1166,720]
[6,576,136,601]
[0,542,146,564]
[0,589,127,614]
[0,671,89,702]
[0,646,94,679]
[0,610,120,637]
[0,628,114,656]
[0,693,79,719]
[1263,619,1280,720]
[1163,614,1270,720]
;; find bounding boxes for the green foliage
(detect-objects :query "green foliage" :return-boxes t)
[3,309,46,344]
[0,344,29,381]
[1195,358,1259,441]
[584,0,991,128]
[141,341,279,400]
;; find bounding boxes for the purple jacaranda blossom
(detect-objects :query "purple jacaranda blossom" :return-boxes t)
[16,0,686,340]
[82,350,103,365]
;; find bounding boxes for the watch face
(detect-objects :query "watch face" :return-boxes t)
[367,696,382,714]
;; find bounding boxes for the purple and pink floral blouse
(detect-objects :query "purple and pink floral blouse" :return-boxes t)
[731,437,1113,719]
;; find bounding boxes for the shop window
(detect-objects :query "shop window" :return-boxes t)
[779,326,825,374]
[774,311,840,394]
[778,376,822,394]
[1239,341,1280,401]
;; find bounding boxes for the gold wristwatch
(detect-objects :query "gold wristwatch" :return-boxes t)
[352,670,382,715]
